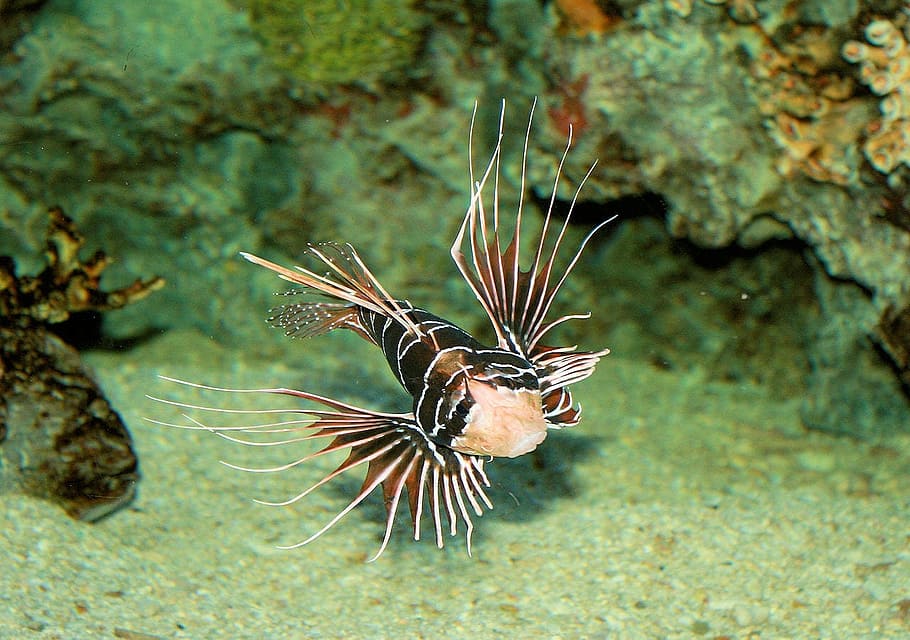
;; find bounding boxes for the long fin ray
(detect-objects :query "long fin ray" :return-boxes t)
[148,378,491,558]
[451,100,616,362]
[242,245,425,339]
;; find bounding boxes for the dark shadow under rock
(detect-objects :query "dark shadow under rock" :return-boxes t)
[801,266,910,440]
[0,0,46,53]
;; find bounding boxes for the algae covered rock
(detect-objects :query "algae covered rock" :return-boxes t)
[237,0,428,86]
[0,208,163,520]
[0,322,138,521]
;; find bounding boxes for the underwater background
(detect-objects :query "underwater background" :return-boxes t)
[1,0,909,637]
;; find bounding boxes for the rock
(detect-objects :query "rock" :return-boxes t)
[0,208,162,519]
[0,320,138,521]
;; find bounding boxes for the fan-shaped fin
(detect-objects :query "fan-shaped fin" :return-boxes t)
[242,242,424,339]
[146,377,492,560]
[450,99,617,360]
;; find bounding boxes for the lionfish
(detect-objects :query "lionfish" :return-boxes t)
[151,100,615,560]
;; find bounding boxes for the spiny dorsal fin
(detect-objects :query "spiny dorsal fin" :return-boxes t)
[450,98,616,359]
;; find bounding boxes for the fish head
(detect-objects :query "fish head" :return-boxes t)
[442,351,548,458]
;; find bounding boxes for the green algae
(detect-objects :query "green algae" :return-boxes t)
[236,0,427,86]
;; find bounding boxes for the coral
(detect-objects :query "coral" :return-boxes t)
[235,0,428,86]
[1,0,905,447]
[703,0,761,24]
[554,0,619,36]
[539,1,910,436]
[843,12,910,175]
[0,208,165,322]
[751,27,871,186]
[665,0,761,23]
[0,208,163,520]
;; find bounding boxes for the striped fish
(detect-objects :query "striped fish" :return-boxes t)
[151,100,615,560]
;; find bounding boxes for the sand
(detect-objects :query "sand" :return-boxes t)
[1,328,907,639]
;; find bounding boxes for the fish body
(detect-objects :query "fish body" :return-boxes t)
[362,304,546,458]
[151,100,615,559]
[267,294,548,458]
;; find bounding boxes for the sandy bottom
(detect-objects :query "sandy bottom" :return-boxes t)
[1,329,908,639]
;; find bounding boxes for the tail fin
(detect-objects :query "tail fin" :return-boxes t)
[241,243,425,339]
